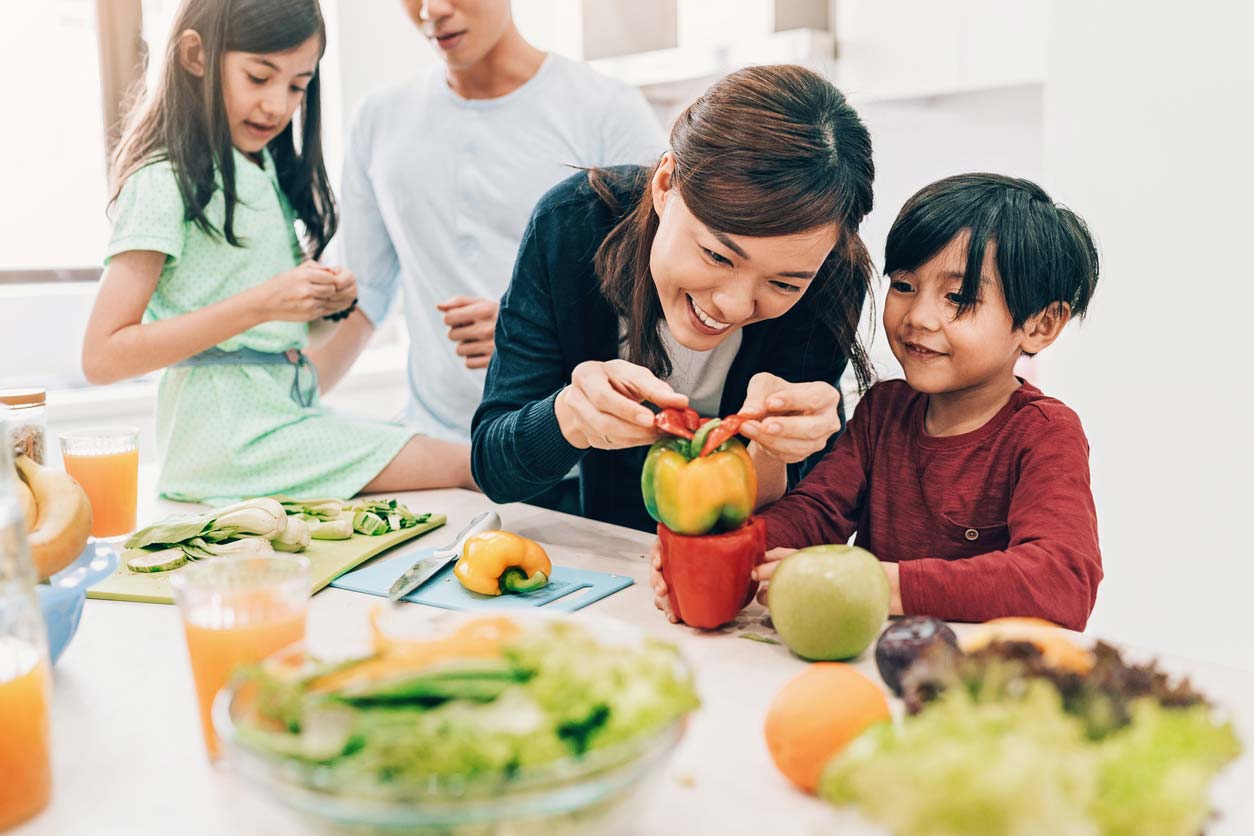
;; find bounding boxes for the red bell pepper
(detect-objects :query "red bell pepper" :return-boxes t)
[654,407,702,440]
[658,516,765,629]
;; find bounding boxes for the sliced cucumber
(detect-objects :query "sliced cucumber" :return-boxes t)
[126,547,187,573]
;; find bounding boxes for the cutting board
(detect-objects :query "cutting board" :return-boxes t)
[86,515,447,605]
[331,544,633,612]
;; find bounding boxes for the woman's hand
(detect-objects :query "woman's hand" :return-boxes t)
[554,359,688,450]
[648,540,677,623]
[254,262,356,322]
[737,373,843,464]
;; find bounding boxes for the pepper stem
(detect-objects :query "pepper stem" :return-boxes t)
[500,568,549,594]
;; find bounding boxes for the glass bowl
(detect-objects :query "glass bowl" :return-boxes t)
[213,610,693,834]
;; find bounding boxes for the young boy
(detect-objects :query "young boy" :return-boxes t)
[652,173,1102,631]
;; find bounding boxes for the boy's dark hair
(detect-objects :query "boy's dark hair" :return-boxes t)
[884,173,1098,326]
[110,0,336,258]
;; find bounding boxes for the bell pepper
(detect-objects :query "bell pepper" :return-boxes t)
[653,407,702,440]
[642,416,757,536]
[658,516,765,629]
[454,531,552,596]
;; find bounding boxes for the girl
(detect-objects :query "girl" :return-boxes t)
[83,0,475,503]
[472,65,876,531]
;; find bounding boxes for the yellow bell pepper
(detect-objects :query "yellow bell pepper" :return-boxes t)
[454,531,552,596]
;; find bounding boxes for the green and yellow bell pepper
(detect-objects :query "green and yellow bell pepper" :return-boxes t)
[641,415,757,536]
[454,530,552,596]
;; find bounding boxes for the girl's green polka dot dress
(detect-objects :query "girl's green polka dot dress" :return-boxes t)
[106,150,413,503]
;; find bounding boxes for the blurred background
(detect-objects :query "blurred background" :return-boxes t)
[1,0,1251,669]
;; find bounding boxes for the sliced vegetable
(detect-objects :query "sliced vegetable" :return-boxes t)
[126,498,287,549]
[126,547,187,573]
[654,407,701,440]
[272,516,311,553]
[179,537,275,560]
[350,499,430,536]
[310,518,353,540]
[237,618,699,784]
[699,413,749,458]
[352,509,389,536]
[269,495,346,520]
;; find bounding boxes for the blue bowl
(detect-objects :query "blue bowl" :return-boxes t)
[36,540,117,664]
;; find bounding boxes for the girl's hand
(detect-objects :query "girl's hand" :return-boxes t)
[648,540,677,623]
[255,262,353,322]
[326,266,358,316]
[737,373,843,464]
[554,359,688,450]
[752,547,797,606]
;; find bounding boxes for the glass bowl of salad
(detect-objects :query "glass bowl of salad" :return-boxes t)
[213,609,698,834]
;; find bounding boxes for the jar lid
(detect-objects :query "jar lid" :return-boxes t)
[0,388,46,407]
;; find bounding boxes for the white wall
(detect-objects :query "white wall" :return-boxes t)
[852,85,1044,382]
[1041,1,1254,669]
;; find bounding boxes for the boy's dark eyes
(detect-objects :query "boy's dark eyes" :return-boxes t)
[946,292,978,306]
[889,280,914,293]
[701,246,732,267]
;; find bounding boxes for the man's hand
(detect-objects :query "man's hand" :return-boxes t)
[437,296,499,369]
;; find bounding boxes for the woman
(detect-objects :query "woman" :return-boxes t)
[472,65,875,531]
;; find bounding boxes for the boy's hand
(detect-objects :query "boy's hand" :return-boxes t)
[752,547,797,606]
[737,373,842,464]
[438,296,499,369]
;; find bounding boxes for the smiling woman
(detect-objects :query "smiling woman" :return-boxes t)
[471,65,876,531]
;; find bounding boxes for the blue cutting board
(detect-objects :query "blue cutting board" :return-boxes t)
[331,544,633,612]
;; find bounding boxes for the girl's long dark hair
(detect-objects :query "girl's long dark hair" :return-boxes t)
[589,65,875,389]
[110,0,336,258]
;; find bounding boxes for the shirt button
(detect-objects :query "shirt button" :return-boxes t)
[964,528,979,541]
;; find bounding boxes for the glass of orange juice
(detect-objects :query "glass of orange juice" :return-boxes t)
[1,436,53,829]
[169,556,310,760]
[58,427,139,538]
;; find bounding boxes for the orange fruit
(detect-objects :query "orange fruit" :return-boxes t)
[764,663,891,793]
[961,617,1094,674]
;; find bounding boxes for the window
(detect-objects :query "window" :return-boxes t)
[1,4,104,278]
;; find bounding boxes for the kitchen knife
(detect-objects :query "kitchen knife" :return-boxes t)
[387,510,501,601]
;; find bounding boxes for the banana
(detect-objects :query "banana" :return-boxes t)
[14,473,37,532]
[14,455,93,580]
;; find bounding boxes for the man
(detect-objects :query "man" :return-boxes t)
[328,0,664,447]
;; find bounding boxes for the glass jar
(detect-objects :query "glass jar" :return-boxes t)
[0,427,53,828]
[0,389,47,466]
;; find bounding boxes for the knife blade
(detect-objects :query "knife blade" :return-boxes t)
[386,545,455,601]
[387,510,501,601]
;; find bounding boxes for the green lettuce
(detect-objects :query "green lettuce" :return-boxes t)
[819,682,1241,836]
[239,621,698,785]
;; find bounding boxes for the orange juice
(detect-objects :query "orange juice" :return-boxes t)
[182,601,306,759]
[62,448,138,538]
[0,640,51,830]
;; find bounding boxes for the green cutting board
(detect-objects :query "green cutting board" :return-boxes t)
[87,515,446,605]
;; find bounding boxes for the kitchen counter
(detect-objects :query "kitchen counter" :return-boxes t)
[16,488,1254,835]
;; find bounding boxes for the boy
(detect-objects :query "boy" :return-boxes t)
[653,173,1103,630]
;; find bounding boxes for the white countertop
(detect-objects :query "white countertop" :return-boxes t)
[16,488,1254,835]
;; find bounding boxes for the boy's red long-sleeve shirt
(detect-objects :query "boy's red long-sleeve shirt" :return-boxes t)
[760,379,1102,631]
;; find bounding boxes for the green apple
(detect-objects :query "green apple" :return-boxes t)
[768,545,890,661]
